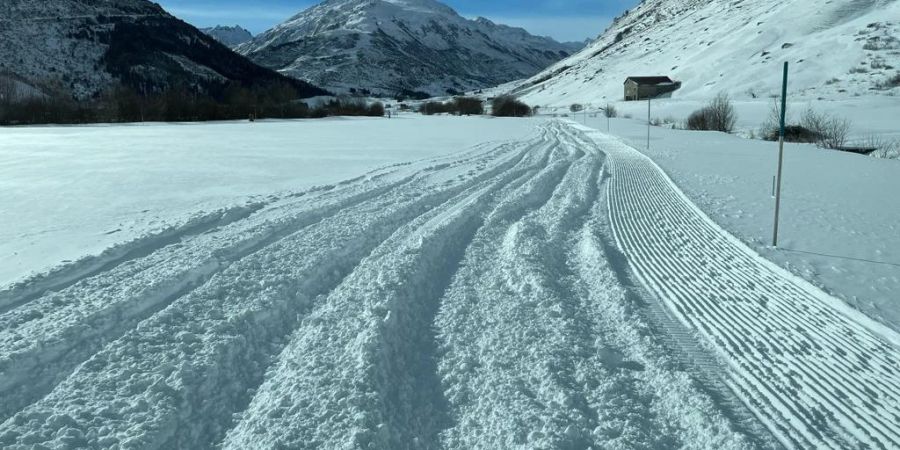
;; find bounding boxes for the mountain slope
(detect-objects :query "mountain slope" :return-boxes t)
[237,0,583,97]
[0,0,326,99]
[202,25,253,48]
[509,0,900,106]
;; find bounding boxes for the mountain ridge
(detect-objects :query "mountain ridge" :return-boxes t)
[508,0,900,106]
[0,0,326,99]
[238,0,585,97]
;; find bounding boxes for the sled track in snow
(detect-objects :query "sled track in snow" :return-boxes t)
[585,126,900,450]
[0,120,897,449]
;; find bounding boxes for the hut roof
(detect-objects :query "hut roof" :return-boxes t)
[625,76,676,85]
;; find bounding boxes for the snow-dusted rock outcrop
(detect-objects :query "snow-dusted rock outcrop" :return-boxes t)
[0,0,324,99]
[201,25,253,48]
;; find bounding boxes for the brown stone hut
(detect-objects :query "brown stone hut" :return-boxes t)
[624,76,682,101]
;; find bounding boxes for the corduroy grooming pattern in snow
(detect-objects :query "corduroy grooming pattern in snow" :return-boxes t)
[581,124,900,450]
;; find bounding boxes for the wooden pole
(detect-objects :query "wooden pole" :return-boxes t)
[773,62,789,247]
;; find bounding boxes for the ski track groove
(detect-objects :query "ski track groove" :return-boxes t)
[574,167,763,450]
[0,171,428,424]
[0,203,268,315]
[588,125,900,450]
[430,124,729,449]
[0,139,503,314]
[220,125,565,450]
[614,155,900,447]
[0,125,541,449]
[1,120,897,449]
[609,155,870,449]
[435,145,584,447]
[0,140,527,426]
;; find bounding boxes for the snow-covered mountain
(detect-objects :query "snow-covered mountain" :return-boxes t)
[202,25,254,48]
[509,0,900,106]
[237,0,584,97]
[0,0,325,99]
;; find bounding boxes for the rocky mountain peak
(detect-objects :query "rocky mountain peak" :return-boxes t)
[238,0,580,97]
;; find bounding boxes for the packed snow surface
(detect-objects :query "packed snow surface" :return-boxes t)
[0,117,898,449]
[0,117,534,286]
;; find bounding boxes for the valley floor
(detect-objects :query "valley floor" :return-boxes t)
[0,117,898,448]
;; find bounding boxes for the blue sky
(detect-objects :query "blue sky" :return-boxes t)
[158,0,639,42]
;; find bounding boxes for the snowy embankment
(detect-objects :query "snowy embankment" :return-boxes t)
[574,113,900,334]
[0,116,534,286]
[0,116,897,448]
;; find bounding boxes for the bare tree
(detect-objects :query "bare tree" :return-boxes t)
[801,108,851,149]
[453,97,484,115]
[492,96,532,117]
[707,92,737,133]
[687,92,737,133]
[603,103,618,118]
[759,97,783,139]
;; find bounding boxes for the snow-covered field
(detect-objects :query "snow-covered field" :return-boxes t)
[0,115,898,448]
[0,116,534,286]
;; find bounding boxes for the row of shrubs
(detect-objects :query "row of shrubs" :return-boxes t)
[420,96,533,117]
[666,92,898,157]
[759,104,851,149]
[686,93,737,133]
[567,92,896,159]
[678,92,852,150]
[570,103,619,118]
[1,73,538,124]
[420,97,485,115]
[0,79,385,125]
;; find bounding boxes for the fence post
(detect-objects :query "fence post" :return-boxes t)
[647,97,651,150]
[773,62,789,247]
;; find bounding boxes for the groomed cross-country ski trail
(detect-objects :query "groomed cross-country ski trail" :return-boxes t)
[571,124,900,450]
[0,120,897,449]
